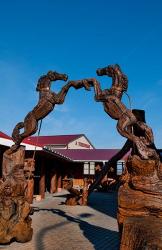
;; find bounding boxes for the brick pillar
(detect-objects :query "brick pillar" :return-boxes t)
[39,160,45,199]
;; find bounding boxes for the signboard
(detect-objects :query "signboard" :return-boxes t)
[78,142,90,148]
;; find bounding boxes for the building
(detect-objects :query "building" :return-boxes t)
[0,131,127,199]
[24,134,95,149]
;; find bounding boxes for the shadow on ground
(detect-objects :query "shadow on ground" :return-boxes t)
[35,208,119,250]
[88,191,118,219]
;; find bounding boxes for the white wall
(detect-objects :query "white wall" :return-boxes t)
[0,138,42,151]
[68,135,94,149]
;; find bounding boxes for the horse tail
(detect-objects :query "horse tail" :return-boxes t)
[12,122,24,145]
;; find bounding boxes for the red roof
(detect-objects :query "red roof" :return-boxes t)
[23,134,84,147]
[22,137,43,147]
[0,131,12,140]
[0,131,42,147]
[52,149,121,161]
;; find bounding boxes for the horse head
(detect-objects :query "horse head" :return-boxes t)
[96,64,128,92]
[96,64,121,77]
[47,71,68,82]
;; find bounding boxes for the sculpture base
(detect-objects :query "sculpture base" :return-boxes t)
[118,155,162,249]
[120,216,162,250]
[0,146,33,244]
[0,197,33,243]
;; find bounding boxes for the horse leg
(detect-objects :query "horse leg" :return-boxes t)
[20,113,38,141]
[69,78,95,91]
[56,82,72,104]
[12,122,24,145]
[93,80,102,97]
[57,79,96,104]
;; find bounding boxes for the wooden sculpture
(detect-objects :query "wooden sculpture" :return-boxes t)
[0,70,91,244]
[77,65,158,160]
[73,65,162,249]
[12,71,91,150]
[0,146,33,243]
[91,65,162,249]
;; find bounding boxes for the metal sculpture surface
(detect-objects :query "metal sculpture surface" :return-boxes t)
[12,71,91,148]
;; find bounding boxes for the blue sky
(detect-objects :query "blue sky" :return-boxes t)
[0,0,162,148]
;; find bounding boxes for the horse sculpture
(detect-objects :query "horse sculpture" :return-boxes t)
[75,64,158,160]
[12,70,91,149]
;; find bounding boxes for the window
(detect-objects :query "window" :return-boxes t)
[117,161,125,175]
[83,162,89,175]
[83,162,95,175]
[89,162,95,175]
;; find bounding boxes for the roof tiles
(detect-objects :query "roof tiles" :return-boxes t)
[54,149,120,161]
[23,134,84,146]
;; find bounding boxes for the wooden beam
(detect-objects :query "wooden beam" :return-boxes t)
[50,169,57,193]
[24,158,35,204]
[82,178,88,205]
[39,159,45,199]
[57,171,62,192]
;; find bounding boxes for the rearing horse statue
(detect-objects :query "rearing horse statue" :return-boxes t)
[12,70,91,148]
[75,65,158,160]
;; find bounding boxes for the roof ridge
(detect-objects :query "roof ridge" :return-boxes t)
[0,131,12,139]
[55,148,120,150]
[29,134,84,138]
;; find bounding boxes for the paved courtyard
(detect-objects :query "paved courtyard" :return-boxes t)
[0,190,119,250]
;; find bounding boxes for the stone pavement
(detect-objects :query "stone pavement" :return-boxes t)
[0,190,119,250]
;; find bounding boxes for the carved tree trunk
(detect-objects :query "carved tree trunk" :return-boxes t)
[120,216,162,250]
[118,110,162,249]
[0,146,33,244]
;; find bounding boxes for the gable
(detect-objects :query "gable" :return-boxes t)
[68,135,94,149]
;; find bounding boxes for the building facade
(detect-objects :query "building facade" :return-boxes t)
[0,131,126,200]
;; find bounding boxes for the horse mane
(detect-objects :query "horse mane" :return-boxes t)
[114,64,128,92]
[36,75,50,91]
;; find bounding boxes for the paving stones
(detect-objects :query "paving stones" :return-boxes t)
[2,191,119,250]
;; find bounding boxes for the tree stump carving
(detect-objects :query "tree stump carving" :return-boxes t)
[0,70,91,243]
[77,65,162,249]
[0,146,33,243]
